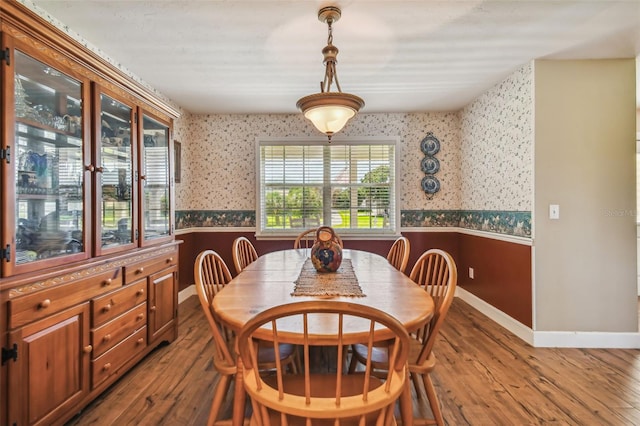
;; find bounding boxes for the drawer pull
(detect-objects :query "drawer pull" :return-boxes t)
[136,289,145,296]
[103,334,111,342]
[84,345,93,354]
[136,313,145,321]
[137,338,144,345]
[38,299,51,309]
[103,363,111,371]
[103,304,112,312]
[102,278,113,286]
[166,257,174,263]
[149,306,157,312]
[136,267,144,274]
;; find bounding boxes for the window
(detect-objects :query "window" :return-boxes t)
[257,138,398,237]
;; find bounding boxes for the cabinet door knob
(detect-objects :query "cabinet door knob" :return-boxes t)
[95,166,104,173]
[137,338,144,345]
[103,278,112,286]
[103,334,111,342]
[103,304,112,312]
[136,313,145,321]
[84,345,93,353]
[38,299,51,309]
[85,164,95,172]
[103,363,111,371]
[136,289,145,296]
[150,305,157,312]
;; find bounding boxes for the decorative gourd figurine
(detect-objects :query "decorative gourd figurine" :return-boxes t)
[310,226,342,272]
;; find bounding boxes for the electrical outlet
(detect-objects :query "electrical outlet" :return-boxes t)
[469,267,474,279]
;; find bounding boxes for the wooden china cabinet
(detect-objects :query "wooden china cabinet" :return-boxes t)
[0,2,180,425]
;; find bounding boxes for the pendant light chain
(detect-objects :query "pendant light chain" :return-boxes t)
[322,17,342,94]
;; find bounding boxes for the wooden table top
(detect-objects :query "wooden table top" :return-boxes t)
[213,249,434,344]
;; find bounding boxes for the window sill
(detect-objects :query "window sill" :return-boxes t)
[256,231,400,241]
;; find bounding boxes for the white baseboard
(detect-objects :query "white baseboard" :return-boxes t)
[456,287,640,348]
[532,330,640,348]
[455,287,534,345]
[178,284,196,304]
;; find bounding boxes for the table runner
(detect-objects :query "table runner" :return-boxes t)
[292,258,365,297]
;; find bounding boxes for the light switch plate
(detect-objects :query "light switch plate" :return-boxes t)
[549,204,560,220]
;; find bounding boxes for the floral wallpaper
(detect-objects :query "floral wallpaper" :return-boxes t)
[173,112,461,212]
[459,63,534,211]
[173,84,534,237]
[173,74,534,237]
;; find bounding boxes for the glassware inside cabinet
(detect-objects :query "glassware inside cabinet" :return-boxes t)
[14,50,85,265]
[99,94,134,250]
[141,114,170,241]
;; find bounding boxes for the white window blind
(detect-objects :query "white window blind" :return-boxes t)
[257,138,397,236]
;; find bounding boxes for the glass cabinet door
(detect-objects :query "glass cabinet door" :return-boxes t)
[8,48,89,274]
[140,113,171,244]
[95,88,136,255]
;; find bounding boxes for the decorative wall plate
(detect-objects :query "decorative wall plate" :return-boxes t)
[420,134,440,155]
[421,175,440,194]
[420,156,440,174]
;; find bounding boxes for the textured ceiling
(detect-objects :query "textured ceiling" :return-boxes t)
[29,0,640,114]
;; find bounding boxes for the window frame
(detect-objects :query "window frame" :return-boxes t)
[255,136,401,240]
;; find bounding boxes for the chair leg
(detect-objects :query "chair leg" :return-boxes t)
[293,347,302,374]
[422,373,444,426]
[411,371,423,400]
[232,363,247,426]
[347,346,359,373]
[208,374,231,426]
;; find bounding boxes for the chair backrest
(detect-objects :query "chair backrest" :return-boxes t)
[194,250,236,373]
[293,228,317,249]
[409,248,457,361]
[237,300,409,424]
[232,236,258,275]
[386,236,410,274]
[293,227,344,249]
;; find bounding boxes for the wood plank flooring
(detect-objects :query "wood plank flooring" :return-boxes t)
[66,296,640,425]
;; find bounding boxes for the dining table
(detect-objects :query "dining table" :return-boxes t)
[212,248,435,425]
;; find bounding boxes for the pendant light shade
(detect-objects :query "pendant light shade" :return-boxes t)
[297,6,364,141]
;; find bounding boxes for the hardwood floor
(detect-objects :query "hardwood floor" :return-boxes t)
[66,296,640,425]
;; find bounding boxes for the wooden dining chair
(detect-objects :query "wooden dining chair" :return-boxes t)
[348,248,458,426]
[232,236,258,275]
[387,236,411,274]
[293,228,344,249]
[194,250,299,425]
[237,300,410,426]
[293,228,317,249]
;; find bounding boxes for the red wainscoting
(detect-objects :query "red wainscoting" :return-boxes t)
[457,234,532,327]
[179,230,532,328]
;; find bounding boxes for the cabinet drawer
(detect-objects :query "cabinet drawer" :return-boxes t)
[8,268,123,329]
[92,303,147,358]
[124,251,177,284]
[92,280,147,327]
[92,327,147,388]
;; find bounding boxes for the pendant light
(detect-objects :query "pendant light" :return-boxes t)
[296,6,364,141]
